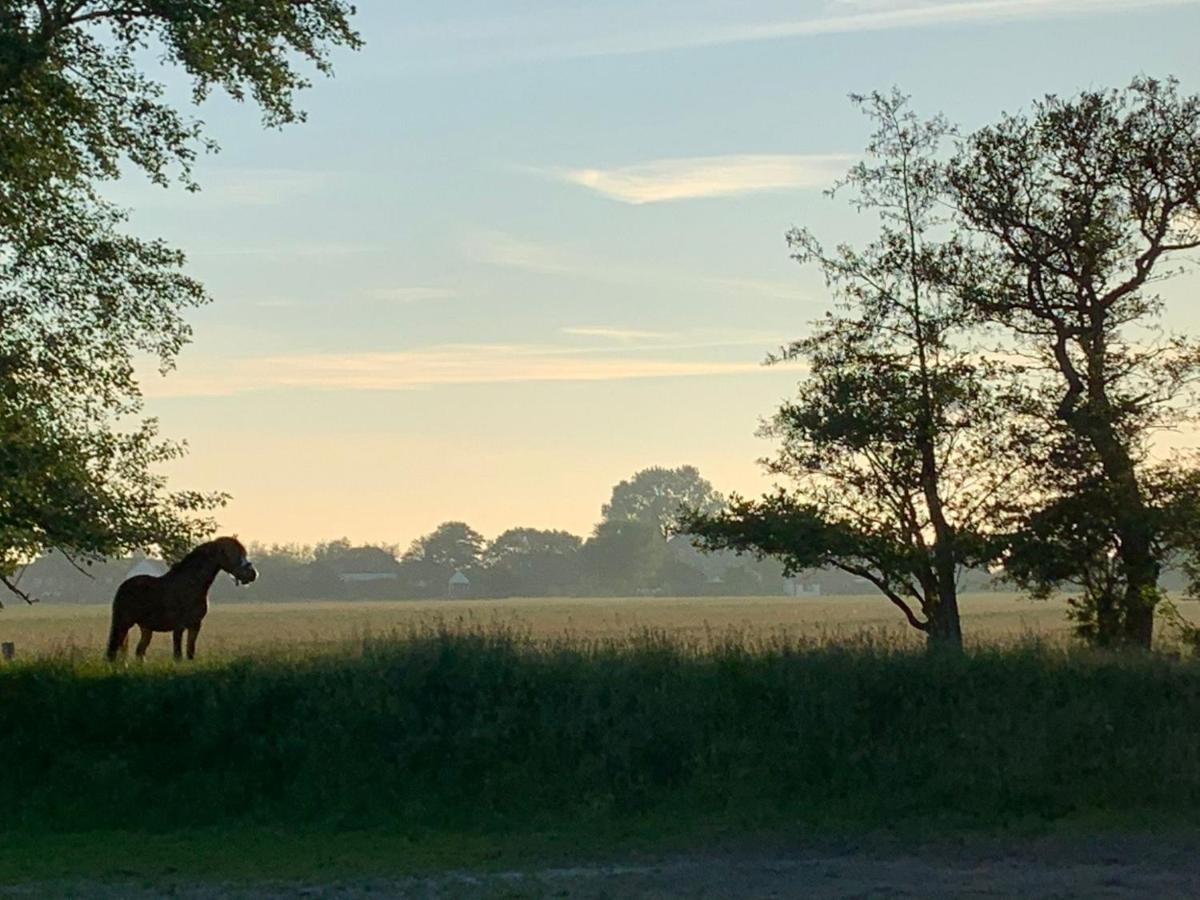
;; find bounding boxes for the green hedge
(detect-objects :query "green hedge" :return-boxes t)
[2,630,1199,833]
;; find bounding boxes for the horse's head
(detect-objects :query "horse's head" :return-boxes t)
[212,536,258,586]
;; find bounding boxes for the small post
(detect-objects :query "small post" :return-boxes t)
[1,642,13,662]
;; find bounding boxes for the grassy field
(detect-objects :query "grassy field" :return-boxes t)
[0,592,1083,659]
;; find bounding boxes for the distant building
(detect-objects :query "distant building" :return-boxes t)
[337,572,399,584]
[326,546,402,584]
[448,569,470,598]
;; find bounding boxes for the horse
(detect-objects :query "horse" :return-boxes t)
[105,536,257,662]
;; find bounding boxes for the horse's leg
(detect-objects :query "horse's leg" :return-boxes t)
[172,629,184,661]
[186,622,202,660]
[135,626,153,660]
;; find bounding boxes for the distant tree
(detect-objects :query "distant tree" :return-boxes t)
[0,2,360,604]
[654,555,708,597]
[404,522,485,576]
[581,520,668,596]
[314,540,398,571]
[684,92,1025,648]
[395,556,448,599]
[718,564,768,597]
[312,538,353,563]
[483,528,582,597]
[950,77,1200,648]
[602,466,724,537]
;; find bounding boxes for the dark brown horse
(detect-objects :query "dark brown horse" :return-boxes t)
[105,537,257,661]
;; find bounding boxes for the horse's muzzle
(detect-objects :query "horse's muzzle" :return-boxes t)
[233,562,258,585]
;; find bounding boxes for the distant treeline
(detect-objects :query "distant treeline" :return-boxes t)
[27,461,1195,606]
[20,525,886,604]
[23,465,1195,607]
[16,465,1005,603]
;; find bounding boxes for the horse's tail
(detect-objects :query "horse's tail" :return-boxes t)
[105,602,129,662]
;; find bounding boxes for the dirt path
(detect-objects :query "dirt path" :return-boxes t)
[6,835,1200,898]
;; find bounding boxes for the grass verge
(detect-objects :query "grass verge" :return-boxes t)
[2,627,1199,879]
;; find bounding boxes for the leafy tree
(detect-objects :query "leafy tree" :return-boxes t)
[685,92,1025,648]
[580,519,668,596]
[601,465,724,537]
[403,522,485,576]
[949,77,1200,648]
[655,555,708,596]
[483,528,582,597]
[0,2,360,604]
[313,541,398,573]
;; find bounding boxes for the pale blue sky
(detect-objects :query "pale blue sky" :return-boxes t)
[114,0,1200,545]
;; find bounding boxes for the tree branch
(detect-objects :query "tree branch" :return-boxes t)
[0,574,36,606]
[835,562,930,631]
[55,546,96,580]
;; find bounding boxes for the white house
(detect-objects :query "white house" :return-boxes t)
[448,569,470,598]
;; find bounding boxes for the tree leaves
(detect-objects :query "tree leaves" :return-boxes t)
[691,92,1027,646]
[0,1,359,603]
[951,77,1200,646]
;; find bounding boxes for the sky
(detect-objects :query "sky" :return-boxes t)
[110,0,1200,548]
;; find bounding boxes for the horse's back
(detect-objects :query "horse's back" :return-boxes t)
[113,573,206,631]
[117,574,159,594]
[114,574,159,608]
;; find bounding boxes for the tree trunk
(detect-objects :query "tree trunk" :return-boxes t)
[926,603,962,649]
[1079,377,1160,650]
[1118,530,1159,649]
[917,430,962,651]
[918,544,963,651]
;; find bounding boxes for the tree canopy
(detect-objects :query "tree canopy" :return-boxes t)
[689,79,1200,648]
[686,92,1026,647]
[0,1,360,603]
[403,522,485,575]
[601,465,724,537]
[483,528,582,597]
[949,76,1200,647]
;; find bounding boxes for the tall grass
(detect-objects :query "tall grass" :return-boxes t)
[1,626,1199,836]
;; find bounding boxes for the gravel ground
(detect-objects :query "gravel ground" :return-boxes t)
[6,834,1200,898]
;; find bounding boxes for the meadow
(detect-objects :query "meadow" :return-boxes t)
[0,592,1077,659]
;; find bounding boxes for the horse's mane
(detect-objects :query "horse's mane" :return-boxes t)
[168,540,221,574]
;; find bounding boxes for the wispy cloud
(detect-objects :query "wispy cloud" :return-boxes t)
[704,276,800,301]
[396,0,1197,67]
[198,169,332,207]
[144,340,782,397]
[465,230,817,308]
[363,286,458,303]
[562,326,677,341]
[557,0,1198,58]
[469,230,578,274]
[555,154,852,204]
[191,240,384,260]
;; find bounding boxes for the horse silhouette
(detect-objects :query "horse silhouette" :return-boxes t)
[106,536,257,661]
